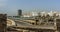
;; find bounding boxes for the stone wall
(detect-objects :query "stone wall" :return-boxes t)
[0,14,7,32]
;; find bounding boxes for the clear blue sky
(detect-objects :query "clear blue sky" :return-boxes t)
[0,0,60,16]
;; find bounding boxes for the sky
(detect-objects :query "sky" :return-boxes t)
[0,0,60,16]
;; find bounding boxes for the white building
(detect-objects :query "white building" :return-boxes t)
[40,11,47,16]
[32,12,38,16]
[22,12,38,17]
[48,11,54,16]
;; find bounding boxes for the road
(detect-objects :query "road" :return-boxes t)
[15,20,33,26]
[14,20,56,30]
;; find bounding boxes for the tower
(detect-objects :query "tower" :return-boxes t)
[18,9,22,16]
